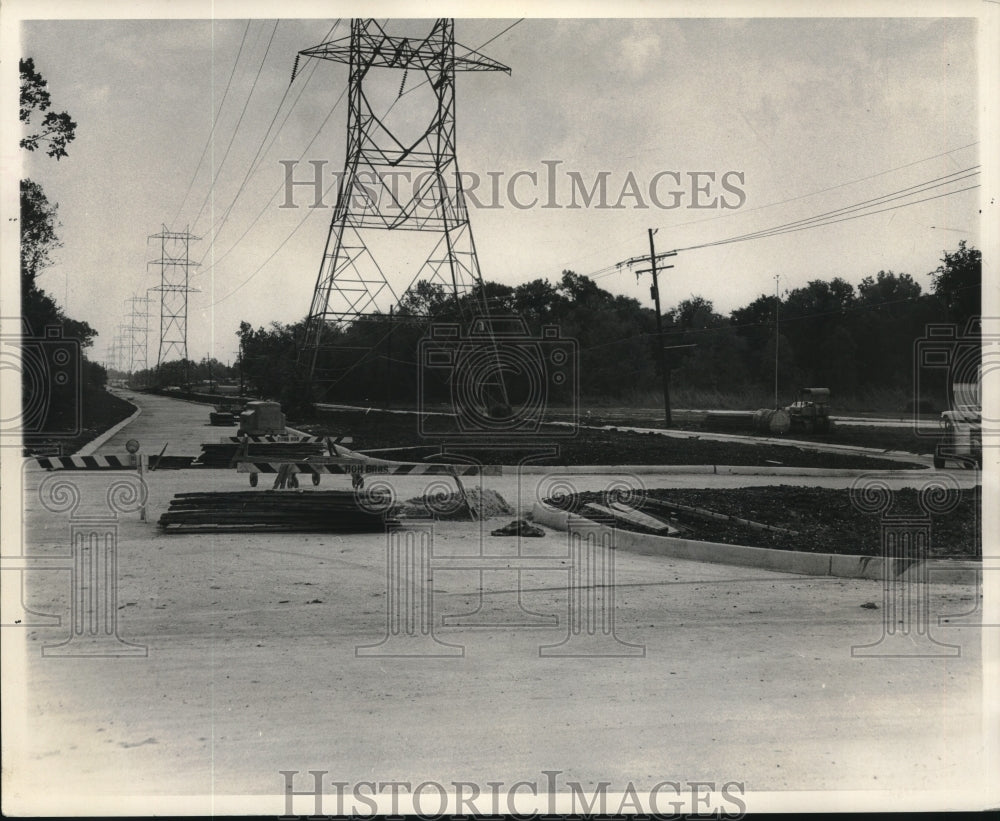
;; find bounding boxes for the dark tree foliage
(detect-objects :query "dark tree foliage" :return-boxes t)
[229,244,976,414]
[20,178,60,287]
[19,58,99,414]
[20,57,77,160]
[127,357,237,389]
[20,179,96,350]
[931,240,981,325]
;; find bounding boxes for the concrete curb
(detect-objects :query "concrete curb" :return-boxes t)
[511,464,931,477]
[530,502,979,586]
[550,422,935,467]
[73,402,142,457]
[313,402,934,466]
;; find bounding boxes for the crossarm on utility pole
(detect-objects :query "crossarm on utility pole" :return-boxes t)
[615,232,676,427]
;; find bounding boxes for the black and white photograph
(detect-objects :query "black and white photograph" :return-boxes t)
[2,0,997,815]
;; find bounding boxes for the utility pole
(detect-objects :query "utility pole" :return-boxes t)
[238,340,245,396]
[385,305,393,410]
[774,274,780,410]
[618,230,677,427]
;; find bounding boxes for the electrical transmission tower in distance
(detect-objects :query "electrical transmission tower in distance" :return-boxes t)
[125,293,151,381]
[296,18,511,386]
[149,226,200,378]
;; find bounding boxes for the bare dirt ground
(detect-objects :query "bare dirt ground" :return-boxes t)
[5,391,992,814]
[560,485,982,558]
[4,466,991,815]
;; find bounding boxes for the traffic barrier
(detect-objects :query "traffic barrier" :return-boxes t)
[235,460,501,476]
[219,434,351,444]
[28,454,144,471]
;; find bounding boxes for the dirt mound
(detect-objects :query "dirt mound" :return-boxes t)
[404,487,513,520]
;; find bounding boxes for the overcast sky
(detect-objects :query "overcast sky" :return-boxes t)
[8,3,989,366]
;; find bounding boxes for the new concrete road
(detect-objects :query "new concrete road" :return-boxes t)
[5,390,993,815]
[92,388,227,458]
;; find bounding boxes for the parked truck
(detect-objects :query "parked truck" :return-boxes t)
[933,381,982,469]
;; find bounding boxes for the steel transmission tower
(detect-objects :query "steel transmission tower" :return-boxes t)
[149,226,200,371]
[125,293,151,377]
[296,18,511,382]
[116,324,129,373]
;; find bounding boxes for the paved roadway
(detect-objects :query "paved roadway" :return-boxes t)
[5,390,992,814]
[94,388,225,458]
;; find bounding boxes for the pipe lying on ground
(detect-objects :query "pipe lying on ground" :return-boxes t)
[642,497,800,537]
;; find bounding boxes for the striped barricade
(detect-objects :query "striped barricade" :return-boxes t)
[220,434,351,444]
[235,457,501,487]
[27,454,145,471]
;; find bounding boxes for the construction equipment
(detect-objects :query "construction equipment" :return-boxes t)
[238,400,286,435]
[209,398,245,426]
[785,387,833,434]
[234,438,499,497]
[752,407,792,435]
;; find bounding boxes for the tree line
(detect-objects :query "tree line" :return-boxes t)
[231,241,979,414]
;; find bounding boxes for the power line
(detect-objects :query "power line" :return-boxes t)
[467,18,524,52]
[195,20,342,261]
[189,20,280,232]
[171,20,252,228]
[679,167,979,251]
[680,182,979,253]
[594,171,980,283]
[573,142,984,283]
[195,82,349,281]
[383,19,523,115]
[663,140,979,233]
[205,173,337,307]
[204,18,520,308]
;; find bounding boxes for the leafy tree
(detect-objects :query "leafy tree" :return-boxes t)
[853,270,930,389]
[931,240,980,324]
[857,269,922,312]
[667,297,750,392]
[512,278,563,323]
[778,278,856,386]
[20,57,77,160]
[731,292,782,383]
[20,59,94,351]
[20,179,96,348]
[20,178,60,288]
